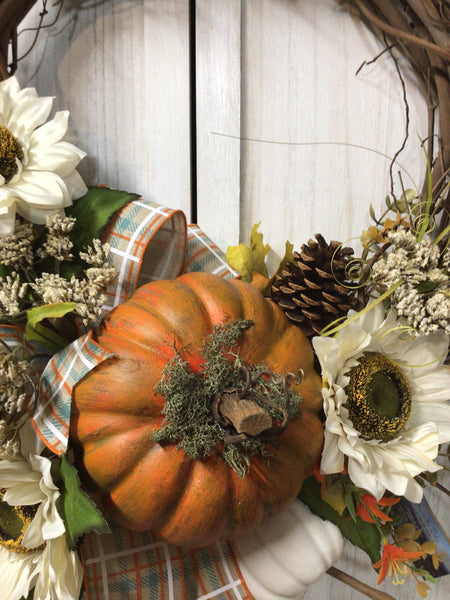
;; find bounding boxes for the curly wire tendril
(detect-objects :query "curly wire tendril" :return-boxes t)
[330,241,367,290]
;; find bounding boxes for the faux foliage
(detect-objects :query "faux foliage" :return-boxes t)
[153,319,302,478]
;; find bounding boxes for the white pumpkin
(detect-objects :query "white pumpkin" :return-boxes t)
[232,499,344,600]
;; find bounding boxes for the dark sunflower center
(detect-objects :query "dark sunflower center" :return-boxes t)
[345,352,411,442]
[0,488,38,554]
[0,125,24,182]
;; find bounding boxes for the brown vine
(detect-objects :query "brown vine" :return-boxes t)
[0,0,449,235]
[0,0,37,79]
[336,0,450,236]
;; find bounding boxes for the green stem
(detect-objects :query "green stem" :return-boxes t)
[434,222,450,245]
[417,140,433,242]
[321,281,402,337]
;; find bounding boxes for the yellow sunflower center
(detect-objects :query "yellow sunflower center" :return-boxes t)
[0,125,24,182]
[0,489,39,554]
[345,352,411,442]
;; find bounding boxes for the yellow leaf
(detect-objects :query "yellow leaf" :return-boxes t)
[420,541,436,555]
[226,243,253,282]
[250,222,270,277]
[432,552,445,570]
[278,240,294,273]
[416,581,430,598]
[226,223,271,282]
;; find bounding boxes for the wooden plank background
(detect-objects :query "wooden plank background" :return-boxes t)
[15,1,449,598]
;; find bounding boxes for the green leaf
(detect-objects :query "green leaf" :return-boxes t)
[26,303,77,330]
[345,488,357,522]
[299,476,382,563]
[25,322,67,353]
[25,303,77,352]
[321,478,347,517]
[0,264,12,279]
[66,186,139,253]
[59,454,110,550]
[415,280,439,294]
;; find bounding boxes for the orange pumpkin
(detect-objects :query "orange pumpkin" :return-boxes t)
[70,272,323,547]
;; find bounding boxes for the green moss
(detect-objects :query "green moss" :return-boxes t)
[153,319,302,477]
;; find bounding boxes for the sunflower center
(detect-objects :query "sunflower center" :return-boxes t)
[0,489,39,554]
[345,352,411,442]
[0,125,24,182]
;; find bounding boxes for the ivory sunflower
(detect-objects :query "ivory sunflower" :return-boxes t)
[313,303,450,502]
[0,422,82,600]
[0,76,87,236]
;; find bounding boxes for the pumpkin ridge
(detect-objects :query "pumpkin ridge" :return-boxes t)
[81,424,159,490]
[178,274,245,334]
[134,279,214,353]
[229,281,282,364]
[155,456,231,546]
[111,448,195,532]
[99,306,180,360]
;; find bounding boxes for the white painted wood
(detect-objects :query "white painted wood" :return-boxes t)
[195,0,241,251]
[240,0,429,273]
[16,0,191,217]
[12,1,450,599]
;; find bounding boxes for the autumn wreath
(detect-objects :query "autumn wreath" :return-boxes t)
[0,2,449,600]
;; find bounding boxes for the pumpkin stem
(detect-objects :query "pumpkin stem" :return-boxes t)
[153,319,303,478]
[212,366,302,443]
[214,389,273,437]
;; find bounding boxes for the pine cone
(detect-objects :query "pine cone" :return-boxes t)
[271,234,359,337]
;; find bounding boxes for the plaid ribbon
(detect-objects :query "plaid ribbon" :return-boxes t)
[81,523,252,600]
[31,331,114,455]
[0,324,28,350]
[101,199,188,313]
[183,224,238,278]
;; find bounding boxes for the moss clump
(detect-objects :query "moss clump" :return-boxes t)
[153,319,301,477]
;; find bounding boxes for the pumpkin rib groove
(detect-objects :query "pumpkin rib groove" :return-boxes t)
[132,280,213,354]
[154,456,232,546]
[230,281,284,365]
[100,309,180,361]
[178,275,245,335]
[110,447,195,532]
[81,424,158,492]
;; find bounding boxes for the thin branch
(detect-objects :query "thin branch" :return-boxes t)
[355,43,397,75]
[435,481,450,496]
[326,566,396,600]
[385,38,410,202]
[352,0,450,60]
